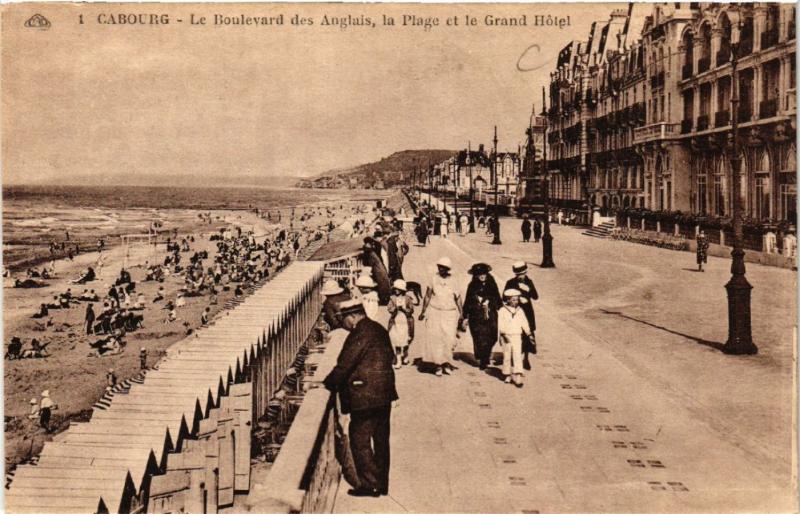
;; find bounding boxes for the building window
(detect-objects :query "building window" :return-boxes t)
[713,174,726,216]
[697,174,707,214]
[779,183,797,222]
[755,175,771,220]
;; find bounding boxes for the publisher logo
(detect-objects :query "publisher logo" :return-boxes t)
[24,14,51,30]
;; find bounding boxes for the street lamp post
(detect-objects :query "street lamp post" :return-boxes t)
[492,126,502,244]
[455,162,460,218]
[723,30,757,355]
[467,144,476,233]
[541,87,556,268]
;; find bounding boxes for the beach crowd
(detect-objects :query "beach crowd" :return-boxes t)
[4,202,375,435]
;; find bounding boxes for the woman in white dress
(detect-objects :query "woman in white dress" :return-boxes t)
[418,257,462,376]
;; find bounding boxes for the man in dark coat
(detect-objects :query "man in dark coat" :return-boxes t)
[324,299,398,497]
[504,261,539,370]
[521,215,532,242]
[533,219,543,243]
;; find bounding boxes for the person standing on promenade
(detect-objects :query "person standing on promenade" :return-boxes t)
[362,238,391,304]
[355,275,380,320]
[415,216,430,246]
[461,263,502,370]
[497,289,530,387]
[386,229,408,282]
[533,218,542,243]
[696,230,709,272]
[521,214,532,242]
[504,262,539,370]
[324,299,398,497]
[322,279,351,330]
[418,257,462,376]
[387,279,415,369]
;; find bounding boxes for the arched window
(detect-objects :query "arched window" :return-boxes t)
[698,23,712,72]
[718,14,732,65]
[755,152,771,220]
[682,30,694,77]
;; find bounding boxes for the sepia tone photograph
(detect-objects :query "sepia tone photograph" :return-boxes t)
[1,2,797,513]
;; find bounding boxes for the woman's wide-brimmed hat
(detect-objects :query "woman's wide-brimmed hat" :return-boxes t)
[468,262,492,275]
[321,280,344,296]
[392,279,407,291]
[355,275,376,289]
[436,257,453,269]
[512,261,528,274]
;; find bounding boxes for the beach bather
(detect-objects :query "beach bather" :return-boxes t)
[14,278,47,288]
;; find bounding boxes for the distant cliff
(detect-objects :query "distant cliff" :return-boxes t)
[296,149,456,189]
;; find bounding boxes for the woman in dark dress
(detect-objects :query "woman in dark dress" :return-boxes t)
[362,238,392,304]
[460,263,502,370]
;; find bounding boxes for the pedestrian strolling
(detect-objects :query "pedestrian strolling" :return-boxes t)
[497,289,530,387]
[504,262,539,370]
[521,215,531,242]
[533,219,542,243]
[387,279,415,369]
[696,230,709,272]
[461,263,501,370]
[418,257,462,376]
[324,299,398,497]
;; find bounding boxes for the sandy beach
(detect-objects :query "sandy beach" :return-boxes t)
[3,190,394,473]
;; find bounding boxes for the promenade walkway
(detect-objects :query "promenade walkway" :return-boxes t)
[332,226,795,513]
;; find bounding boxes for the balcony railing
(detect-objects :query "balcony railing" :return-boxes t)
[633,122,680,144]
[760,98,778,118]
[680,118,693,134]
[761,29,779,50]
[716,47,730,67]
[698,57,710,73]
[682,63,693,79]
[714,110,730,127]
[738,105,753,123]
[697,114,710,131]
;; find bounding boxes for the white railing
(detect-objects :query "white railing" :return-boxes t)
[633,122,680,144]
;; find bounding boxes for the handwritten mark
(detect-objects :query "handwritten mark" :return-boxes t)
[517,44,547,73]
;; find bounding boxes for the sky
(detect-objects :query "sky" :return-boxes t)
[2,3,627,184]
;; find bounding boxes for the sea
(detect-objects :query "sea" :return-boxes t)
[2,184,388,269]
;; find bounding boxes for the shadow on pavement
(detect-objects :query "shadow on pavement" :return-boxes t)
[453,351,479,367]
[484,367,507,382]
[681,267,703,273]
[600,309,726,352]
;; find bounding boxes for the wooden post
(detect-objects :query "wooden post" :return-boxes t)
[229,383,253,493]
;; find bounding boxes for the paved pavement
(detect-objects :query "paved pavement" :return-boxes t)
[331,223,796,513]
